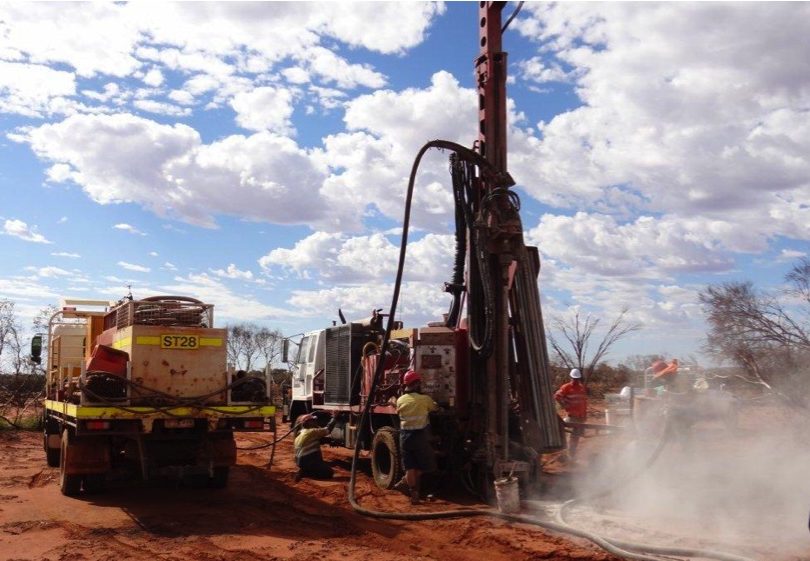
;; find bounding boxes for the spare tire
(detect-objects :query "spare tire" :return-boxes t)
[371,427,402,490]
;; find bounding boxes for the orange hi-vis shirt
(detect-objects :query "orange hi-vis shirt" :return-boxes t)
[555,381,588,418]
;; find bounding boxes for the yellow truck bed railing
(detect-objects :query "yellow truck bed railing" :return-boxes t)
[44,399,275,419]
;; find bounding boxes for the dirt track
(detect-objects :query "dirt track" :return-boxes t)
[0,424,616,561]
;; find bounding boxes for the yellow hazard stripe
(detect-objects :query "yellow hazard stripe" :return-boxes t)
[44,400,275,419]
[136,336,161,345]
[112,337,132,350]
[113,336,221,348]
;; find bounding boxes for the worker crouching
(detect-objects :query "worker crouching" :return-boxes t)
[395,370,438,505]
[293,413,336,482]
[555,368,588,459]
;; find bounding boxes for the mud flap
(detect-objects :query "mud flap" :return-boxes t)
[63,436,111,475]
[206,437,236,467]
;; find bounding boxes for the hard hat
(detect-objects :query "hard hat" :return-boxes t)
[403,370,422,385]
[298,413,316,425]
[569,368,582,379]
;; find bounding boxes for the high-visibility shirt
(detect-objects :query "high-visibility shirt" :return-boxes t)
[396,392,438,430]
[555,381,587,419]
[294,427,329,461]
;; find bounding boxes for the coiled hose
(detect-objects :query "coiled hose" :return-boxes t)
[346,139,758,561]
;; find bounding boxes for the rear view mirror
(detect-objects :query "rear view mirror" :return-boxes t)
[31,334,43,365]
[282,338,289,363]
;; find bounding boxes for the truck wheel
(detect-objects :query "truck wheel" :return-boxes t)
[45,436,61,468]
[44,417,61,467]
[371,427,402,490]
[208,466,229,489]
[59,430,82,496]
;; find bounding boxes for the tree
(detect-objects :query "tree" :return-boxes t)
[226,323,284,372]
[700,260,810,406]
[547,307,641,381]
[0,300,23,375]
[254,326,284,368]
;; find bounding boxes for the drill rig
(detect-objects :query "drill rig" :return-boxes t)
[287,2,564,495]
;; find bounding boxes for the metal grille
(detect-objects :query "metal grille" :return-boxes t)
[324,325,352,405]
[106,297,214,329]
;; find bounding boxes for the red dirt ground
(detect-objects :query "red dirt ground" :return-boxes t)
[2,402,806,561]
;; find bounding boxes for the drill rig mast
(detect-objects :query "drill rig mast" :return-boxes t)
[465,1,565,480]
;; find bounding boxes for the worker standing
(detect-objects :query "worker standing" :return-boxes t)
[293,413,336,482]
[651,358,681,390]
[555,368,588,459]
[395,370,438,505]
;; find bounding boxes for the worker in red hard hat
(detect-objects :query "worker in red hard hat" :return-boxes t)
[555,368,588,459]
[394,369,438,505]
[293,413,336,482]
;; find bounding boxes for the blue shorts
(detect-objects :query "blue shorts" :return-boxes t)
[399,427,436,472]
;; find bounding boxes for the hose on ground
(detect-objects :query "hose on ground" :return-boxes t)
[236,425,295,451]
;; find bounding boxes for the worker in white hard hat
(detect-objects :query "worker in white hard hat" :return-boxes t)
[293,413,336,482]
[555,368,588,459]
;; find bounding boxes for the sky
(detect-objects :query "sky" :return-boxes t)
[1,2,809,366]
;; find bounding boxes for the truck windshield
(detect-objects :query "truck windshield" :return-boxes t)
[296,336,309,365]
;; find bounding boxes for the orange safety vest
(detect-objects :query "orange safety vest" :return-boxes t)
[555,381,588,418]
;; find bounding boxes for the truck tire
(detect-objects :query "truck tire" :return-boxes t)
[371,427,402,490]
[59,430,82,496]
[208,466,229,489]
[44,417,61,467]
[45,434,61,468]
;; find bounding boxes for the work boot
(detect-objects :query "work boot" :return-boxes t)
[294,470,303,483]
[410,488,420,505]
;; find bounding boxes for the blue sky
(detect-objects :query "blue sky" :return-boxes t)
[1,2,809,366]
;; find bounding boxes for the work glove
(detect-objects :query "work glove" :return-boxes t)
[326,417,337,431]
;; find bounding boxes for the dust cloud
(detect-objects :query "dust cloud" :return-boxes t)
[567,399,810,560]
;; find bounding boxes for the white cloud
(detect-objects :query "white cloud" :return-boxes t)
[163,262,177,271]
[282,67,310,85]
[0,277,60,301]
[211,264,254,280]
[0,61,76,117]
[142,67,164,87]
[526,212,736,279]
[230,87,295,134]
[148,251,158,257]
[260,231,454,284]
[168,89,195,106]
[57,216,68,224]
[509,3,810,248]
[518,56,570,84]
[51,251,81,258]
[777,249,807,262]
[134,99,191,117]
[24,265,73,278]
[160,273,290,322]
[14,112,359,230]
[118,261,150,273]
[3,219,52,244]
[304,46,386,90]
[114,223,147,236]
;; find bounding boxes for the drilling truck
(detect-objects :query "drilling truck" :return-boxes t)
[37,296,275,496]
[285,3,566,498]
